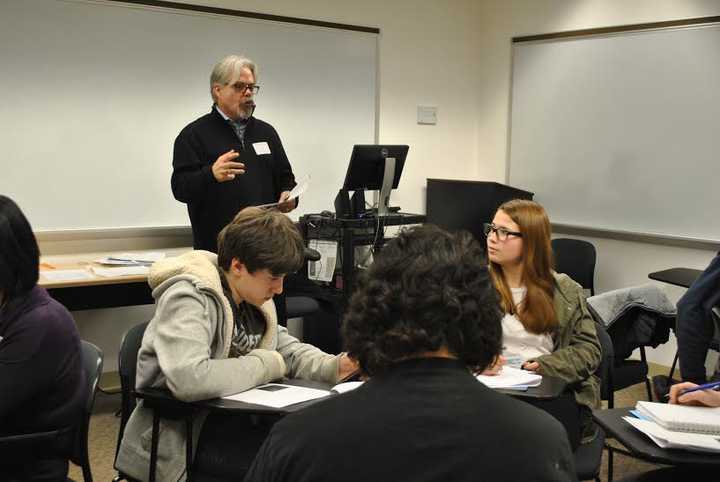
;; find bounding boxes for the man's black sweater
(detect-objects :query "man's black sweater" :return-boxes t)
[171,107,296,252]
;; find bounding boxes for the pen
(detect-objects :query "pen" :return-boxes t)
[664,380,720,399]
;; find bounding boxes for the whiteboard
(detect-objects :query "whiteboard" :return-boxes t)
[0,0,377,231]
[508,23,720,242]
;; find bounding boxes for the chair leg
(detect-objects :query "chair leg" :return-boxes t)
[668,350,679,379]
[185,417,193,480]
[82,462,93,482]
[639,347,653,401]
[644,376,653,402]
[149,413,160,482]
[607,446,614,482]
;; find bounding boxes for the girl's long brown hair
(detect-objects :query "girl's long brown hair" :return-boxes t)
[489,199,557,334]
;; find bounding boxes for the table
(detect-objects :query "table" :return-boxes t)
[496,375,567,400]
[593,408,720,466]
[135,379,332,416]
[38,248,190,311]
[648,268,702,289]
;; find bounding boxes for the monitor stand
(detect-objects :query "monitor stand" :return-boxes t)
[377,156,396,217]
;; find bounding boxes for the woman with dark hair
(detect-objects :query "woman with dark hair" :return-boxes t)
[0,195,85,481]
[484,199,601,449]
[244,225,575,482]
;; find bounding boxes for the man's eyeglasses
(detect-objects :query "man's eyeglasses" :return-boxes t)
[230,82,260,94]
[483,223,522,241]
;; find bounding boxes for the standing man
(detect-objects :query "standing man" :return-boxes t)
[172,55,297,252]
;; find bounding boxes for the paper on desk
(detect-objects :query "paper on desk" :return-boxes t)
[96,251,165,265]
[307,239,338,282]
[331,381,364,394]
[41,269,94,282]
[623,416,720,453]
[92,266,149,277]
[222,383,330,408]
[255,174,309,209]
[476,366,542,389]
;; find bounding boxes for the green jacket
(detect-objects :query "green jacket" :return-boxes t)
[531,272,601,439]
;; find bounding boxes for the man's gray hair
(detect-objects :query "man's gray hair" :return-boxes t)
[210,55,257,101]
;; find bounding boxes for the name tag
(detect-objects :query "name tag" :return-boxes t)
[253,142,271,155]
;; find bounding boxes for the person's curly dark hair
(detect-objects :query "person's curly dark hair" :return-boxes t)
[342,224,503,376]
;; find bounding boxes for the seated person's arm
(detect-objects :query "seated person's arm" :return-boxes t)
[529,291,601,384]
[670,382,720,407]
[151,282,286,402]
[0,326,50,421]
[274,324,341,383]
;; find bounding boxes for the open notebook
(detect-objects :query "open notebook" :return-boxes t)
[476,366,542,390]
[636,401,720,435]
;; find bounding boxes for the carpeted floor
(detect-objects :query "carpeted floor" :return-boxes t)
[70,379,671,482]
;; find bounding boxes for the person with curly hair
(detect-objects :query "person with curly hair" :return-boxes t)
[244,225,575,482]
[483,199,601,450]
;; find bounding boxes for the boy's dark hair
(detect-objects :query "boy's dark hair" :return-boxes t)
[217,207,304,275]
[0,195,40,305]
[343,224,503,376]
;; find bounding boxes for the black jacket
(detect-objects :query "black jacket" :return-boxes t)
[677,252,720,384]
[0,286,84,435]
[244,357,576,482]
[171,107,296,251]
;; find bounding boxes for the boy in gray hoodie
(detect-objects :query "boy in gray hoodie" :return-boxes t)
[116,207,355,481]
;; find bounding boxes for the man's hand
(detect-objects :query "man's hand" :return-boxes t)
[337,353,360,382]
[212,150,245,182]
[670,382,720,407]
[277,191,297,213]
[481,355,505,376]
[522,361,540,372]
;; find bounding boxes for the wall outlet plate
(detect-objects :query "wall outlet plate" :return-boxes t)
[417,105,437,125]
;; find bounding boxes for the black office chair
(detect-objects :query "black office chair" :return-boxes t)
[574,322,611,482]
[113,322,214,482]
[0,340,103,482]
[552,238,597,296]
[114,321,149,475]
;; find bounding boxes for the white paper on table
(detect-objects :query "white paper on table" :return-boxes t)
[92,266,149,277]
[331,381,364,394]
[96,251,166,265]
[476,366,542,389]
[222,383,330,408]
[41,269,94,282]
[307,239,338,282]
[623,416,720,453]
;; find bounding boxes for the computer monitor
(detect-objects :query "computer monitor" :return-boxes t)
[341,145,408,216]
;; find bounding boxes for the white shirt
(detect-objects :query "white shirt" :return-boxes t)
[501,287,554,367]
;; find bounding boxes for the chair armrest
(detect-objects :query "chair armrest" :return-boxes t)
[134,387,198,419]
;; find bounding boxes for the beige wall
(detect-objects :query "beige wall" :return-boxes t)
[475,0,720,368]
[60,0,720,372]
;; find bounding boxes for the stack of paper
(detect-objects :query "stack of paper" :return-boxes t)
[635,401,720,435]
[624,416,720,453]
[95,252,165,266]
[476,366,542,390]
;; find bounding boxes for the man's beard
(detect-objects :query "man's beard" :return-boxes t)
[238,101,256,120]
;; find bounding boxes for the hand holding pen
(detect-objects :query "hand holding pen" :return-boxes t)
[668,380,720,407]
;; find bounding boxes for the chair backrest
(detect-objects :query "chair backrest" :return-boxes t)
[115,321,149,459]
[551,238,597,296]
[593,321,615,406]
[71,340,104,475]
